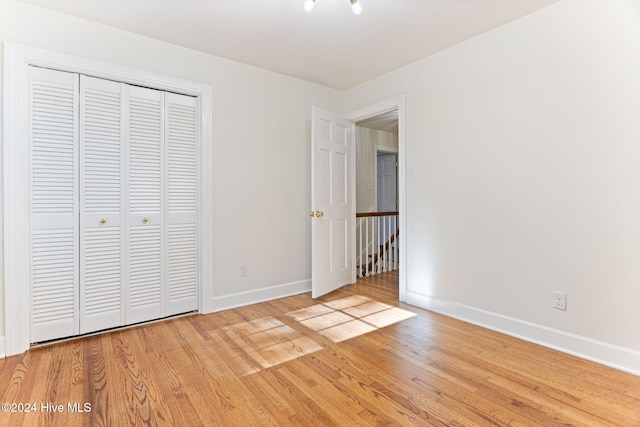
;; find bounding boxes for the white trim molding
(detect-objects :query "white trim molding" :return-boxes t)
[211,280,311,312]
[406,291,640,377]
[3,43,214,357]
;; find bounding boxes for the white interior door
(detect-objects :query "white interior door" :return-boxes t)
[311,107,354,298]
[377,152,398,212]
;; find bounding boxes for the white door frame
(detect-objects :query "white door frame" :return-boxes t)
[2,43,214,356]
[344,96,407,302]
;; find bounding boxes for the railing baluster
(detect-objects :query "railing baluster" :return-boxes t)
[376,217,382,273]
[365,217,369,276]
[393,215,398,270]
[369,216,373,276]
[358,217,363,277]
[373,216,376,275]
[385,216,390,272]
[382,216,386,272]
[384,216,393,271]
[380,215,384,273]
[388,216,392,272]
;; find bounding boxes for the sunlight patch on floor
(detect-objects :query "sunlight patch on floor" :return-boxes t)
[223,317,323,373]
[223,295,415,375]
[286,295,416,343]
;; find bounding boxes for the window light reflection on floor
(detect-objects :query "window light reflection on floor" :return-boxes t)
[223,295,416,374]
[223,317,323,371]
[287,295,417,342]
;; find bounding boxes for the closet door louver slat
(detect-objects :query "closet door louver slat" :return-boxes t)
[30,67,79,342]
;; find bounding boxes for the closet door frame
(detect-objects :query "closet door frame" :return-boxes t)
[3,43,214,357]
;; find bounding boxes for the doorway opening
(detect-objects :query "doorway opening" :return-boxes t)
[309,97,405,302]
[353,109,400,295]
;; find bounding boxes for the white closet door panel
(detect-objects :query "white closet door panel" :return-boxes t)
[80,75,125,333]
[167,223,197,314]
[32,228,77,342]
[30,66,79,342]
[165,93,197,315]
[167,97,197,213]
[127,85,164,323]
[128,224,163,322]
[81,226,123,332]
[82,77,123,215]
[129,86,163,215]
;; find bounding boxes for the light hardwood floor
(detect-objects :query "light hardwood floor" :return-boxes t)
[1,272,639,426]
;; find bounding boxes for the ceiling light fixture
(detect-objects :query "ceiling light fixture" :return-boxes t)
[303,0,363,15]
[303,0,315,13]
[350,0,363,15]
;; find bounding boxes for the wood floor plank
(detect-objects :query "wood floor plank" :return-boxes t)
[1,271,640,426]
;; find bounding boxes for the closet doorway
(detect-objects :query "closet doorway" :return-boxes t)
[3,44,214,356]
[29,67,198,343]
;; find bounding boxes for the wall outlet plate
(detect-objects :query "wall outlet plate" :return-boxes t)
[553,291,567,311]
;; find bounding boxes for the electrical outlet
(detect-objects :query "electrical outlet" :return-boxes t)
[239,263,248,277]
[553,291,567,311]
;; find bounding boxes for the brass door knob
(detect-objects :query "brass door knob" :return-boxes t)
[100,218,107,224]
[143,217,149,223]
[309,211,315,217]
[315,211,324,218]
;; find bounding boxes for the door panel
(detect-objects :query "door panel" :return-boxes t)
[333,151,347,204]
[128,224,163,319]
[333,218,348,271]
[79,75,125,333]
[127,85,165,323]
[30,66,80,342]
[82,226,123,332]
[311,107,354,298]
[165,93,198,315]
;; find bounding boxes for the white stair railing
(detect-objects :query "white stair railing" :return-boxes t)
[356,211,399,277]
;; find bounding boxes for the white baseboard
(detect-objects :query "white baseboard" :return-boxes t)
[0,336,5,359]
[211,279,311,312]
[406,291,640,377]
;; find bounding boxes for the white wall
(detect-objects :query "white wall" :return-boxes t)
[356,127,398,212]
[0,0,343,342]
[345,0,640,373]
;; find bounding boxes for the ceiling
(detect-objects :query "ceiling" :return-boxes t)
[20,0,560,91]
[357,110,398,134]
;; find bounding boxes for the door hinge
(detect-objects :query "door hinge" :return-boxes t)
[395,161,399,167]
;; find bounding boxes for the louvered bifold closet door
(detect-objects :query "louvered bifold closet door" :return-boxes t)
[165,93,198,315]
[127,85,165,323]
[30,67,80,342]
[79,75,126,334]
